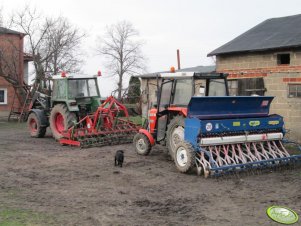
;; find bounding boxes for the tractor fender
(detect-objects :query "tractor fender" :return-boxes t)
[139,129,155,146]
[28,109,49,127]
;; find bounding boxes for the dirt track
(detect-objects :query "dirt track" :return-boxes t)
[0,122,300,225]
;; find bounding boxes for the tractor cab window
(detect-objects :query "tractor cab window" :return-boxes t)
[208,79,227,96]
[159,81,172,107]
[88,79,98,96]
[194,79,207,96]
[68,79,98,99]
[173,79,193,106]
[53,80,66,99]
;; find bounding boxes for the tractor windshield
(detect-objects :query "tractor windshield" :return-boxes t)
[68,79,99,98]
[173,79,193,106]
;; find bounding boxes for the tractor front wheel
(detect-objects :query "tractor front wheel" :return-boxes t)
[133,133,151,156]
[27,113,46,138]
[49,104,76,140]
[174,141,195,173]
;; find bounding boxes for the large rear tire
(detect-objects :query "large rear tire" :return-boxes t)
[133,133,151,156]
[166,116,185,160]
[49,104,76,140]
[174,141,195,173]
[27,113,46,138]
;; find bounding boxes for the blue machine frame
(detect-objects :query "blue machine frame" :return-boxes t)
[183,96,301,175]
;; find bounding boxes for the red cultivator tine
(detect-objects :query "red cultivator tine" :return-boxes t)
[59,96,140,147]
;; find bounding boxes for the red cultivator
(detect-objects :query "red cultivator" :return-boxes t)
[59,96,140,148]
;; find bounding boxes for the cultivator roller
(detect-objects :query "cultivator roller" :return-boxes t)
[59,96,140,147]
[183,96,301,177]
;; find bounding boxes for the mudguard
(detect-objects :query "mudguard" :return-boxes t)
[139,129,155,146]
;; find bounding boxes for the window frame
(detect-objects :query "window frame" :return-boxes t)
[277,53,290,65]
[0,88,8,105]
[288,83,301,98]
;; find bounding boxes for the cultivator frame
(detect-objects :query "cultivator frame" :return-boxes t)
[60,96,140,147]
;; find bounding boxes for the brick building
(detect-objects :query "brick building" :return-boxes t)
[0,27,31,118]
[208,14,301,141]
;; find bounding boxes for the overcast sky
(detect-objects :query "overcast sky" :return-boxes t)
[1,0,301,96]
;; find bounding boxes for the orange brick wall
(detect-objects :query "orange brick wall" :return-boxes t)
[216,50,301,142]
[0,33,24,116]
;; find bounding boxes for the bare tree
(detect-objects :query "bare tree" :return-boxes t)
[43,16,85,75]
[9,6,85,86]
[0,39,21,85]
[0,34,29,106]
[96,21,146,99]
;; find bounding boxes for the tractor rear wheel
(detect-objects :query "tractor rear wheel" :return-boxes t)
[174,141,195,173]
[166,116,185,160]
[49,104,76,140]
[27,113,46,138]
[133,133,151,155]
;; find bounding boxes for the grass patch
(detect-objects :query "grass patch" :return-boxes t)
[129,116,143,125]
[0,207,56,226]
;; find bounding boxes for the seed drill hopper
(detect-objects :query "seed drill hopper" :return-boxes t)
[184,96,301,177]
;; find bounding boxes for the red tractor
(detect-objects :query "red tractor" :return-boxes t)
[133,71,301,176]
[133,71,229,158]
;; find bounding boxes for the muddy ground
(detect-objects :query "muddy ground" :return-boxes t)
[0,121,300,226]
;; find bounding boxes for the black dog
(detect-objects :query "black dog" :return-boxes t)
[115,150,124,167]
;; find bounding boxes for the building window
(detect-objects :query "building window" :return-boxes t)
[288,84,301,98]
[277,53,290,65]
[0,88,7,105]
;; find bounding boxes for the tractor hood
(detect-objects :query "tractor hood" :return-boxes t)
[187,96,274,119]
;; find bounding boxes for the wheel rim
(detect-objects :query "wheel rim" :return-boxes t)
[136,138,146,153]
[55,113,64,133]
[29,118,37,133]
[171,126,184,149]
[176,146,188,167]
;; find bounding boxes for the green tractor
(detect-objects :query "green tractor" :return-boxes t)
[27,73,102,140]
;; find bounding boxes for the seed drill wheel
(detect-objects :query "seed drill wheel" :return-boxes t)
[133,133,151,155]
[166,116,185,160]
[49,104,76,140]
[27,113,46,138]
[174,141,195,173]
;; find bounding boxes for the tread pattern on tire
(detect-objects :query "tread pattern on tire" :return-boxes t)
[166,115,185,159]
[174,141,195,173]
[133,133,151,156]
[49,104,76,140]
[27,113,46,138]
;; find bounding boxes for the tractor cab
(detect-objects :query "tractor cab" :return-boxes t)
[152,72,229,141]
[158,72,228,106]
[51,73,101,115]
